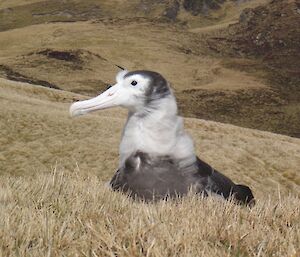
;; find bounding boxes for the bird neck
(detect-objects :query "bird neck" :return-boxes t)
[119,95,196,167]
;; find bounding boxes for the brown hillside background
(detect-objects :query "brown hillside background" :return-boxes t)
[0,0,300,256]
[0,0,299,136]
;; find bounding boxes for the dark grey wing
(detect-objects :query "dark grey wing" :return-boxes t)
[196,156,255,205]
[196,156,234,197]
[196,157,213,176]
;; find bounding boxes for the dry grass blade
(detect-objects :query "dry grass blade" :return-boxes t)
[0,168,299,257]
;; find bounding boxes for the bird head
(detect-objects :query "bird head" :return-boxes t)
[70,70,171,117]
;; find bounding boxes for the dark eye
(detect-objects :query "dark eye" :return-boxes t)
[131,80,138,86]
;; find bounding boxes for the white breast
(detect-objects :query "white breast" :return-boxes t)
[119,97,195,167]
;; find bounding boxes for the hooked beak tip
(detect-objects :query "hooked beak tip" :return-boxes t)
[69,102,83,117]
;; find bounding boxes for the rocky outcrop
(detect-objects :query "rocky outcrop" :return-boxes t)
[209,0,300,83]
[183,0,225,15]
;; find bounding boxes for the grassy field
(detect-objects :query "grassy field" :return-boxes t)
[0,0,300,256]
[0,168,299,257]
[1,77,300,256]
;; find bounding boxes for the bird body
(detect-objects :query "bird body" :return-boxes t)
[70,70,255,205]
[119,96,195,167]
[110,152,207,201]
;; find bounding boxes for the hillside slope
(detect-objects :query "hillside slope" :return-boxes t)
[1,1,300,256]
[1,0,299,137]
[0,78,300,257]
[1,78,299,197]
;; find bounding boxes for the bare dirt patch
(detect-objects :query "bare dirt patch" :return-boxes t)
[0,64,60,89]
[0,48,121,94]
[37,49,83,63]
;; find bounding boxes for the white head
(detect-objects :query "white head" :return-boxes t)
[70,70,173,117]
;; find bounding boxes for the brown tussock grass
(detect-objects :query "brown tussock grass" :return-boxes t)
[0,78,300,256]
[0,168,299,257]
[0,1,299,255]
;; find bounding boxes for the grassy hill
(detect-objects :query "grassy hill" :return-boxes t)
[0,78,300,256]
[0,0,300,256]
[0,0,299,136]
[1,78,300,192]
